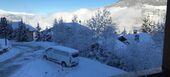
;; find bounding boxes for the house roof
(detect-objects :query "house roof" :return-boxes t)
[118,32,154,44]
[11,22,36,32]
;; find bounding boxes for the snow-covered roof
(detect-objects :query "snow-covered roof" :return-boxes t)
[58,22,91,31]
[49,46,79,53]
[119,32,154,44]
[11,22,36,31]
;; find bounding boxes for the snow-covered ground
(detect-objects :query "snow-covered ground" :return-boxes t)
[0,48,20,62]
[10,57,125,77]
[0,42,126,77]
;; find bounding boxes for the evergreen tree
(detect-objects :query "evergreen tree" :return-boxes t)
[121,28,127,35]
[58,18,64,24]
[41,27,52,41]
[16,19,29,42]
[35,23,41,41]
[141,15,155,33]
[72,15,78,23]
[0,17,13,39]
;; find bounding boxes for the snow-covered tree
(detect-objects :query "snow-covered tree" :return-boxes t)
[35,23,41,41]
[121,28,128,35]
[87,9,116,52]
[72,15,78,23]
[87,9,115,41]
[86,9,118,65]
[16,19,29,42]
[0,17,13,40]
[41,27,53,41]
[113,33,162,71]
[141,15,155,33]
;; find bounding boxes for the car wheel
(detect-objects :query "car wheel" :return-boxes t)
[3,49,8,53]
[61,62,67,67]
[43,55,48,60]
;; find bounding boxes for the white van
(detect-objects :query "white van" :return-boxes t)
[43,46,79,67]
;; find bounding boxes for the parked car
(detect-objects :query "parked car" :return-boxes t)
[43,46,79,67]
[0,39,11,54]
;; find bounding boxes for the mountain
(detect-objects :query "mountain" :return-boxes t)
[109,0,167,7]
[0,0,167,32]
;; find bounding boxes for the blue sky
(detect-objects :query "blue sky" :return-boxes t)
[0,0,118,15]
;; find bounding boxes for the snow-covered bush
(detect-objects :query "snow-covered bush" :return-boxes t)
[113,33,162,71]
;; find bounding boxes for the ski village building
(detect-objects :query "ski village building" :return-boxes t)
[11,22,36,41]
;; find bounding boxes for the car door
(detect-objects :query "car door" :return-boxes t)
[47,49,55,59]
[51,49,57,60]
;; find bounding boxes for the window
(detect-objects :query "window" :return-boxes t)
[0,0,168,77]
[72,53,79,58]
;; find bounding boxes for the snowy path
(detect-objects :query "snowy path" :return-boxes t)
[0,47,21,63]
[10,57,126,77]
[0,44,42,77]
[0,42,126,77]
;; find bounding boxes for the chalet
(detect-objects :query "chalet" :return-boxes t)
[11,22,36,41]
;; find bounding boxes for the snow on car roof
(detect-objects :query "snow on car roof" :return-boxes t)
[49,46,79,53]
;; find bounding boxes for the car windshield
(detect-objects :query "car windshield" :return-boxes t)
[72,53,79,58]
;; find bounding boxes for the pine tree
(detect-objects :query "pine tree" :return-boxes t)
[35,23,41,41]
[16,19,29,42]
[72,15,78,23]
[121,28,127,35]
[0,17,13,39]
[141,15,155,33]
[0,17,8,45]
[0,17,13,46]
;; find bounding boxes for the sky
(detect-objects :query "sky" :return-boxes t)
[0,0,119,15]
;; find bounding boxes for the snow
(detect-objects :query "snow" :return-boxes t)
[10,57,125,77]
[0,9,34,16]
[120,33,154,44]
[65,57,125,77]
[0,39,11,49]
[143,4,167,10]
[0,2,166,32]
[13,41,57,49]
[49,46,78,53]
[0,48,20,62]
[11,22,36,31]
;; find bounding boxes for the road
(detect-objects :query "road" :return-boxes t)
[0,44,44,77]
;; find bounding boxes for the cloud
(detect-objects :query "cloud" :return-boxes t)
[0,9,35,16]
[0,4,166,32]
